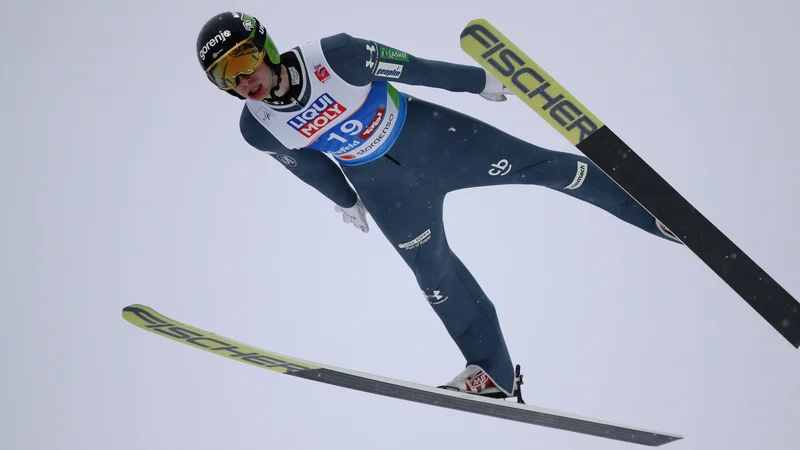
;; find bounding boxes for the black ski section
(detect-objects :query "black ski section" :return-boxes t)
[577,125,800,347]
[289,368,681,446]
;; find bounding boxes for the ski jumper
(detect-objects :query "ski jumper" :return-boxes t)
[239,33,680,393]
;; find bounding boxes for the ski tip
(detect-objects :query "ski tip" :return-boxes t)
[123,304,148,314]
[122,304,154,323]
[460,18,490,39]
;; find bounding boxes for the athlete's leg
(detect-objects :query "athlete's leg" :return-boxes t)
[394,96,681,243]
[342,156,517,393]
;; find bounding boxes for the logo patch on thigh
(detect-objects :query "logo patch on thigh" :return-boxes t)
[398,229,431,250]
[565,161,588,190]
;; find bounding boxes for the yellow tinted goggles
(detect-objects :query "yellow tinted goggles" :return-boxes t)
[205,40,266,90]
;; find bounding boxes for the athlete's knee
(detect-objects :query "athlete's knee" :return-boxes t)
[413,249,452,292]
[511,148,592,189]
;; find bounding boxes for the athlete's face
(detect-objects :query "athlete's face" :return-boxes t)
[233,62,287,101]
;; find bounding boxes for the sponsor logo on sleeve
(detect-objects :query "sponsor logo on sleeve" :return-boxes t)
[379,46,409,62]
[375,62,403,79]
[276,154,298,167]
[365,43,378,69]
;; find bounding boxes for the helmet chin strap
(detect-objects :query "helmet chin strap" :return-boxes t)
[267,63,283,99]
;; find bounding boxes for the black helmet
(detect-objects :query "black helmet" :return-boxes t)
[196,12,281,99]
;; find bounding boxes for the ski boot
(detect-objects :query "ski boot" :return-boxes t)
[438,364,525,404]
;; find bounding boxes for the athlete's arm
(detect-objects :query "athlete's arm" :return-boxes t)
[239,107,359,208]
[320,33,488,93]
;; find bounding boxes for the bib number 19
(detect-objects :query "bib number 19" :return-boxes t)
[327,119,364,143]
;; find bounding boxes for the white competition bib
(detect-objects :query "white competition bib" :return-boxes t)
[245,40,407,166]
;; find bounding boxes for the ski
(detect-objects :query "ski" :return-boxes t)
[460,18,800,348]
[123,304,682,446]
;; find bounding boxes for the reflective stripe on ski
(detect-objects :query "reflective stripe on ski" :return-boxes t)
[123,304,682,446]
[460,18,800,348]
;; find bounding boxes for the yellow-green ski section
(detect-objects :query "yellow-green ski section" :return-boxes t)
[460,18,603,145]
[123,304,319,373]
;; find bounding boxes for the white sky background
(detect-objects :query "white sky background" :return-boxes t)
[3,0,799,448]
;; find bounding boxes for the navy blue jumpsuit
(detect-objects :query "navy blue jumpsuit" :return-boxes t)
[239,33,679,393]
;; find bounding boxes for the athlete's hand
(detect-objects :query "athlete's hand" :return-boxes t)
[480,70,514,102]
[335,198,370,234]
